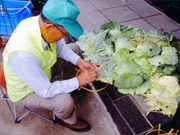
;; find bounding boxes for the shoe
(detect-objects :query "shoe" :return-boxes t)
[57,117,91,132]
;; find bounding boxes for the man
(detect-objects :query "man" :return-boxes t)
[3,0,98,132]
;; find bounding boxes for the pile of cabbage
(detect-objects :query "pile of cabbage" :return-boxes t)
[76,21,180,116]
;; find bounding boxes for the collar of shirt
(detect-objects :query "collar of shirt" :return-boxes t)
[42,38,50,51]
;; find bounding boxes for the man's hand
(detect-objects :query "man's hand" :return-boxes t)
[76,58,99,86]
[76,58,98,71]
[77,69,97,86]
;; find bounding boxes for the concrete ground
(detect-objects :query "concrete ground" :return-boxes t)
[0,0,180,135]
[0,89,119,135]
[75,0,180,39]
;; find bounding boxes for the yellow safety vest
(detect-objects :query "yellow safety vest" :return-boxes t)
[3,16,57,102]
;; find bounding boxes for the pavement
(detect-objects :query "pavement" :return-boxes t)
[75,0,180,39]
[0,0,180,135]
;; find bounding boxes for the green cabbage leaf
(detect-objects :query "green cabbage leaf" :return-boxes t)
[146,74,180,116]
[76,21,179,97]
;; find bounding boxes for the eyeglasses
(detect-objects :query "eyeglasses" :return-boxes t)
[52,23,76,43]
[53,24,69,37]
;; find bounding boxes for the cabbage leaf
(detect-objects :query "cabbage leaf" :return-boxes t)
[76,21,179,97]
[146,74,180,116]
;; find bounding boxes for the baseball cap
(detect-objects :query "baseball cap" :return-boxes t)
[42,0,83,38]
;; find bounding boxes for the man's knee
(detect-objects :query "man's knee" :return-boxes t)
[54,94,75,115]
[61,94,75,112]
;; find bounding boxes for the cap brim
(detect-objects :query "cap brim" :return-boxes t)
[63,22,83,38]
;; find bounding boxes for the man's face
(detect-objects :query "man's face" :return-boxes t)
[45,24,69,43]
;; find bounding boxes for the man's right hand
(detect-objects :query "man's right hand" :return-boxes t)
[77,69,97,87]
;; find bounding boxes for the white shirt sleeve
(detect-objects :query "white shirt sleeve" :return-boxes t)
[56,40,80,65]
[8,51,79,98]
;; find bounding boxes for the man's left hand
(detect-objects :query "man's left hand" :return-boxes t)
[76,58,98,71]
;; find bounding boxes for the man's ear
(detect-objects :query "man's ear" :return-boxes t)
[45,23,54,33]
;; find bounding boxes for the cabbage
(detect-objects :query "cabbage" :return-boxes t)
[146,74,180,116]
[161,47,178,65]
[115,36,137,51]
[135,44,161,57]
[76,21,179,96]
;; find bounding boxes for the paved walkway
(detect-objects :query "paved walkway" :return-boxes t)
[75,0,180,39]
